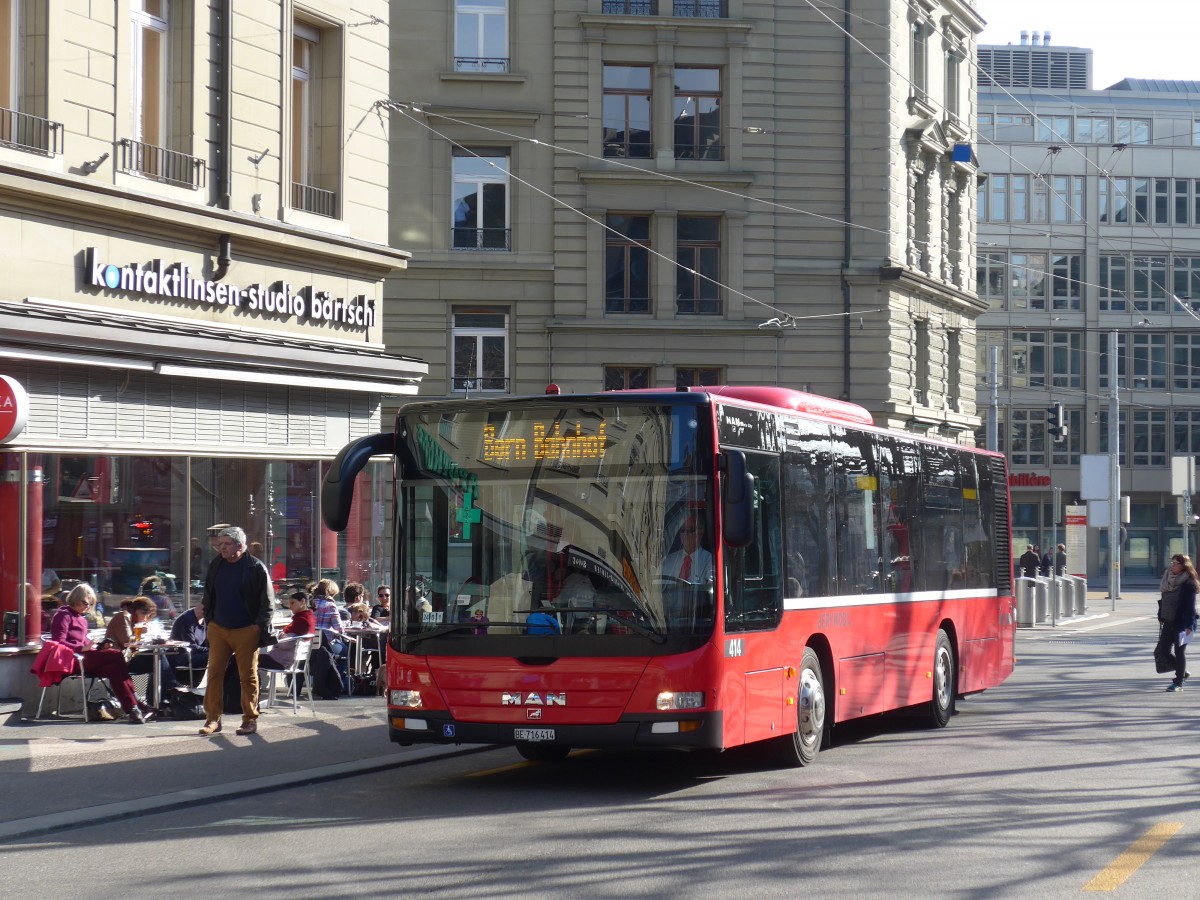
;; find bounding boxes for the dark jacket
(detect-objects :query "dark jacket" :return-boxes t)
[202,553,273,641]
[169,608,207,648]
[1173,578,1198,632]
[1019,550,1040,578]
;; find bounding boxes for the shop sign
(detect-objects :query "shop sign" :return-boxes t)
[83,248,376,329]
[0,374,29,444]
[1008,472,1051,488]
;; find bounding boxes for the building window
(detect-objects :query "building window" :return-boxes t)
[1132,410,1167,467]
[1009,409,1046,467]
[452,310,508,392]
[1076,117,1111,144]
[124,0,199,187]
[994,113,1032,140]
[674,68,721,159]
[676,215,720,315]
[291,19,341,216]
[1174,256,1200,308]
[455,0,507,72]
[1099,255,1128,312]
[603,65,652,158]
[1176,179,1192,226]
[1132,254,1168,312]
[1173,410,1200,454]
[1133,178,1150,223]
[909,19,929,102]
[976,252,1006,309]
[1174,334,1200,390]
[604,366,651,391]
[0,0,57,155]
[603,0,656,12]
[1051,409,1081,466]
[605,214,651,313]
[944,49,961,121]
[947,329,961,412]
[1035,116,1071,142]
[1009,252,1046,310]
[1099,177,1129,223]
[1116,117,1151,145]
[1131,333,1167,389]
[1010,332,1047,388]
[1051,332,1082,390]
[674,0,727,16]
[1010,174,1028,222]
[914,320,930,405]
[452,149,510,250]
[676,366,721,388]
[1051,254,1081,310]
[1153,178,1170,225]
[1051,175,1084,223]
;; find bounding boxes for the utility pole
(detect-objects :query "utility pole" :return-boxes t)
[1108,330,1121,607]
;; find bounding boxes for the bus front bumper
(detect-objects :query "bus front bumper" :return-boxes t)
[387,710,725,752]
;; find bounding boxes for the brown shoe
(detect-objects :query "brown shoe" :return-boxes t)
[198,721,222,736]
[235,720,257,736]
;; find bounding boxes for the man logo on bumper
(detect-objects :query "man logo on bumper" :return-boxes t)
[501,692,566,706]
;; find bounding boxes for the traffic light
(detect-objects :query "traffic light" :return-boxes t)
[1047,402,1068,443]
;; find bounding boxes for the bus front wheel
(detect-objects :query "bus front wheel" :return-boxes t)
[772,647,826,767]
[928,629,955,728]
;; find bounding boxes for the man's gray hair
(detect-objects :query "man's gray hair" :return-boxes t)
[219,526,247,547]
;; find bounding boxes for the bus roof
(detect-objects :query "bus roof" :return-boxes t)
[683,386,875,427]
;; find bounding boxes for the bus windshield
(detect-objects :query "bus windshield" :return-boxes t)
[396,400,715,651]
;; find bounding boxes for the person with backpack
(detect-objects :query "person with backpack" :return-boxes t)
[1156,554,1198,692]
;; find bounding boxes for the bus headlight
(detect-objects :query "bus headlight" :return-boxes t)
[657,691,704,710]
[389,690,423,709]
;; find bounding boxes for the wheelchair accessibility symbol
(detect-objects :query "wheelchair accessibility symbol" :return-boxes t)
[443,724,456,737]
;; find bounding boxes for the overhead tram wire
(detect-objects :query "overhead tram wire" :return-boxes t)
[381,101,882,329]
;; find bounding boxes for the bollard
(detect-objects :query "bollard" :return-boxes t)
[1074,577,1087,615]
[1016,578,1035,626]
[1034,579,1050,623]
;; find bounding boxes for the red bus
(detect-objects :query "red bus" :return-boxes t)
[322,386,1015,764]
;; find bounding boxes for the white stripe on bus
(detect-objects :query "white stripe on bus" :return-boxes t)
[782,588,1001,612]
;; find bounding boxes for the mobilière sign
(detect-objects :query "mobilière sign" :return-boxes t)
[1009,473,1051,487]
[83,247,376,329]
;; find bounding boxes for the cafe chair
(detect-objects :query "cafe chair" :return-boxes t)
[258,634,315,714]
[32,643,111,721]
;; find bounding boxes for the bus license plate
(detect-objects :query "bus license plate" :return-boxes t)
[514,728,555,742]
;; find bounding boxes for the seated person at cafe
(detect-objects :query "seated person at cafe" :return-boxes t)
[50,585,152,723]
[105,595,180,697]
[311,578,346,657]
[343,581,367,609]
[371,584,392,620]
[259,591,316,671]
[346,601,386,632]
[169,599,209,686]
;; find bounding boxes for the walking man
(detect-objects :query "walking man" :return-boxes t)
[199,526,273,736]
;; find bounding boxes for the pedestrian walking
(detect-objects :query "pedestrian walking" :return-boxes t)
[1155,554,1198,692]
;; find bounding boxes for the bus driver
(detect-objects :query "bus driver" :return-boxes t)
[662,513,713,585]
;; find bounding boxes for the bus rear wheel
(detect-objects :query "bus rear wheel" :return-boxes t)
[516,743,572,762]
[928,629,955,728]
[772,647,826,767]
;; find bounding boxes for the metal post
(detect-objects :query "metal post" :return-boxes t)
[1051,486,1060,626]
[1109,330,1121,607]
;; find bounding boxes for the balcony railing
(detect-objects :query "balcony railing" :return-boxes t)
[292,181,338,218]
[455,57,510,73]
[674,142,724,160]
[0,106,63,156]
[452,227,512,251]
[452,376,509,393]
[603,0,656,13]
[118,138,205,189]
[674,0,727,16]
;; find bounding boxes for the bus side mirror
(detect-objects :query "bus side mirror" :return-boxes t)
[721,449,754,548]
[321,432,395,532]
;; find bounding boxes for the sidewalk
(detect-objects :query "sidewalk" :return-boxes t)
[0,691,481,842]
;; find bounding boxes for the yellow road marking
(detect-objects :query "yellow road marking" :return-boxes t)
[1083,822,1182,891]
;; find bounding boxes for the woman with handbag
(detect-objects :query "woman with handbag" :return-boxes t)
[1155,554,1198,692]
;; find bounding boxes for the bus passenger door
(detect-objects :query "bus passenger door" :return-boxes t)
[723,451,786,745]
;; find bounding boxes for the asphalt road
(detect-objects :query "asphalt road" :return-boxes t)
[4,605,1197,899]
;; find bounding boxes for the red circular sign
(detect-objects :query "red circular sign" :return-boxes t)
[0,374,29,444]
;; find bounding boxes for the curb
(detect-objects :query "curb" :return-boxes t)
[1,742,492,843]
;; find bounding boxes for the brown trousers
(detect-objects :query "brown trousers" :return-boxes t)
[203,622,261,724]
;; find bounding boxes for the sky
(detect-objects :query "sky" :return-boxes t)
[976,1,1200,90]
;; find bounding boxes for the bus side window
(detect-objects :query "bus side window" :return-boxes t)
[725,452,783,632]
[783,424,833,599]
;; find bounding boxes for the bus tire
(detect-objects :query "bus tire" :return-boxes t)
[773,647,826,767]
[516,743,572,762]
[929,629,955,728]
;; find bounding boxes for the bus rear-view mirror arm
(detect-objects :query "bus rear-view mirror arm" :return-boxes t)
[321,431,396,532]
[721,449,754,548]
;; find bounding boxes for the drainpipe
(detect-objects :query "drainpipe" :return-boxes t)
[840,1,853,401]
[212,235,233,281]
[218,0,233,210]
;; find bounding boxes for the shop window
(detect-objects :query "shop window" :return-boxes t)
[291,17,342,217]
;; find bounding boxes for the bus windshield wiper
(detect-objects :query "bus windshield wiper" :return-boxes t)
[556,605,667,643]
